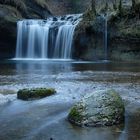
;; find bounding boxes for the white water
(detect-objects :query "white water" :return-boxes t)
[15,14,82,59]
[0,94,16,105]
[104,15,108,60]
[101,14,108,60]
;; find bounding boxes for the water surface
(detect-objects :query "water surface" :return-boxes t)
[0,60,140,140]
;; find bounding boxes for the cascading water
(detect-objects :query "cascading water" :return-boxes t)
[102,14,108,60]
[15,14,82,60]
[104,14,108,60]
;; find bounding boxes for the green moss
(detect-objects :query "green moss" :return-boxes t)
[17,88,56,100]
[0,0,27,12]
[119,25,140,38]
[68,89,125,127]
[118,0,122,15]
[68,107,83,123]
[0,4,22,19]
[83,9,95,21]
[34,0,48,9]
[131,0,140,14]
[108,90,124,105]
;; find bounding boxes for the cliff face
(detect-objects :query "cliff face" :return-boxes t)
[0,0,90,59]
[0,0,51,58]
[109,1,140,61]
[0,0,139,61]
[74,0,140,61]
[46,0,90,15]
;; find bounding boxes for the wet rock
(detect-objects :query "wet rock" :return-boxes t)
[0,4,20,58]
[73,0,140,61]
[17,88,56,101]
[68,89,125,127]
[53,17,58,21]
[0,0,52,59]
[73,10,105,60]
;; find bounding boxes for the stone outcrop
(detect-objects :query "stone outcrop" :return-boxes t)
[74,0,140,61]
[0,0,139,61]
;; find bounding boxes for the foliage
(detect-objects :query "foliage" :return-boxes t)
[132,0,136,9]
[0,0,27,12]
[113,0,117,10]
[119,25,140,38]
[34,0,48,9]
[118,0,122,15]
[91,0,96,15]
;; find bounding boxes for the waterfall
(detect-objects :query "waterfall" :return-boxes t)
[102,14,108,60]
[104,15,108,60]
[15,14,82,60]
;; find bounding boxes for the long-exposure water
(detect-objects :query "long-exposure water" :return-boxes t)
[0,60,140,140]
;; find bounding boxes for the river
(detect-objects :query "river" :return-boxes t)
[0,60,140,140]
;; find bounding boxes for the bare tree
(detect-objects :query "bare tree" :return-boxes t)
[113,0,117,10]
[118,0,122,13]
[132,0,136,9]
[91,0,96,14]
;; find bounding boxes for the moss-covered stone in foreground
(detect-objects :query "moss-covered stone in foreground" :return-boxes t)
[68,106,83,125]
[68,89,125,127]
[17,88,56,100]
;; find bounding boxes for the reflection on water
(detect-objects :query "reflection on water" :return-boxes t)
[16,61,73,75]
[0,60,140,140]
[1,60,140,75]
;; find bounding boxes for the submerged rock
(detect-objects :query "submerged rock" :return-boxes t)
[17,88,56,101]
[68,89,125,127]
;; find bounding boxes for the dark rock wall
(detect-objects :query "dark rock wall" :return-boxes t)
[74,0,140,61]
[74,13,106,60]
[46,0,90,15]
[0,0,90,59]
[0,0,51,59]
[0,0,139,61]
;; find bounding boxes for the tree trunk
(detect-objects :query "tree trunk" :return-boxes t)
[91,0,96,14]
[132,0,136,9]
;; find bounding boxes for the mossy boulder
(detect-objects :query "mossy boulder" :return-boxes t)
[68,89,125,127]
[17,88,56,101]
